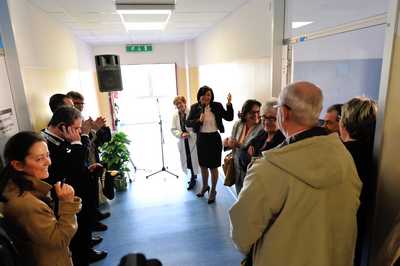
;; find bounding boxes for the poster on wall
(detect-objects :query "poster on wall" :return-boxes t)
[0,53,19,165]
[0,35,3,56]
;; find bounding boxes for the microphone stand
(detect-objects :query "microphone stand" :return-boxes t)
[146,97,178,179]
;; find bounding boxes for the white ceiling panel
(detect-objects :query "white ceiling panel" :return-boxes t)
[174,0,249,13]
[27,0,252,45]
[29,0,65,12]
[121,13,170,23]
[170,12,226,23]
[48,12,76,23]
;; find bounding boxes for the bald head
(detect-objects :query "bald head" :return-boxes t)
[278,81,323,127]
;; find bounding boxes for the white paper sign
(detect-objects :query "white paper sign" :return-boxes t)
[0,55,19,162]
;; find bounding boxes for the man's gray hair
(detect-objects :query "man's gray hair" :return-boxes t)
[279,81,323,127]
[261,98,278,115]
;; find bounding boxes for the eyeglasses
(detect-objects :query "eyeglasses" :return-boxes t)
[249,110,260,115]
[262,116,277,122]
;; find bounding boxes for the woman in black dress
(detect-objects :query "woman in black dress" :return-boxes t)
[186,86,233,204]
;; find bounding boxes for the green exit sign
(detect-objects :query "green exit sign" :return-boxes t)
[126,44,153,52]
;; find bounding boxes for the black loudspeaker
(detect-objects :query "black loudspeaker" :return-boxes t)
[95,55,123,92]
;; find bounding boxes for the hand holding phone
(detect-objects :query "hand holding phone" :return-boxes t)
[54,181,75,202]
[60,124,81,143]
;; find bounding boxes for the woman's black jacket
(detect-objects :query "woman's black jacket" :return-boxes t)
[186,102,233,133]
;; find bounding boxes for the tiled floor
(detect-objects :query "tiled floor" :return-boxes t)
[92,171,242,266]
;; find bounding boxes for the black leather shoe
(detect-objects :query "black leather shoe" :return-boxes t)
[93,222,108,232]
[187,178,196,190]
[90,235,103,247]
[96,211,111,221]
[88,248,107,263]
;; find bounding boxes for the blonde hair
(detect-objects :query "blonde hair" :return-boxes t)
[173,96,186,106]
[261,98,278,115]
[341,97,377,141]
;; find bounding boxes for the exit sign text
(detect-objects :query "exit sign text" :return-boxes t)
[126,44,153,52]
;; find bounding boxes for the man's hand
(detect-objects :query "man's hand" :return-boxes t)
[62,126,81,143]
[55,182,75,202]
[81,118,92,135]
[92,116,106,131]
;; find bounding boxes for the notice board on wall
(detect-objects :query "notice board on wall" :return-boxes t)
[0,52,19,165]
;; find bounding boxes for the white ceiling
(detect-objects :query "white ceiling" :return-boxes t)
[27,0,251,45]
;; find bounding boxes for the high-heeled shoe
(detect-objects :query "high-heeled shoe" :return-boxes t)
[208,190,217,204]
[196,186,210,197]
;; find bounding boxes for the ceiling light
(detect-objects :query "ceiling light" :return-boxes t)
[117,9,171,15]
[115,2,175,12]
[292,21,313,29]
[116,1,174,31]
[123,22,167,30]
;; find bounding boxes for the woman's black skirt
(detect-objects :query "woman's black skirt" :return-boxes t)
[196,132,222,168]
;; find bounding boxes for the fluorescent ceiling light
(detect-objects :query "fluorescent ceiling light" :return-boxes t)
[116,2,174,31]
[292,21,313,29]
[123,22,167,30]
[117,9,171,15]
[116,3,175,11]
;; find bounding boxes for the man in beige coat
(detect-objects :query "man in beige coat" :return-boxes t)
[229,81,362,266]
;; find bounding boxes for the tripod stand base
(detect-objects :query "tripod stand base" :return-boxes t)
[146,166,179,179]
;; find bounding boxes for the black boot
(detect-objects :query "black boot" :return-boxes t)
[187,177,196,190]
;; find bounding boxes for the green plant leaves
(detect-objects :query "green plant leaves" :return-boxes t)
[100,131,131,173]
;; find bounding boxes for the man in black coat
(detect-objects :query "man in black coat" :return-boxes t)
[42,106,107,266]
[67,91,112,223]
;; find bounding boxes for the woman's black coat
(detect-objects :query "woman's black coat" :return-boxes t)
[186,102,234,133]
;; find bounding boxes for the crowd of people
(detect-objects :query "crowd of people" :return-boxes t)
[0,80,377,266]
[172,81,377,265]
[0,91,113,266]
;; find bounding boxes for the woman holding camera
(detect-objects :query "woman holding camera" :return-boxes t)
[186,86,234,204]
[0,131,81,266]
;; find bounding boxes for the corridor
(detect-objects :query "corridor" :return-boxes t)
[93,172,242,266]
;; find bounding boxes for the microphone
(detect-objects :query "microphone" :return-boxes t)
[200,103,206,113]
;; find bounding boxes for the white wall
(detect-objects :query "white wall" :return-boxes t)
[189,0,273,137]
[193,0,272,65]
[293,25,386,62]
[93,43,186,66]
[7,0,100,129]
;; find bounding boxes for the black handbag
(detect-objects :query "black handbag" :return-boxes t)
[102,171,115,200]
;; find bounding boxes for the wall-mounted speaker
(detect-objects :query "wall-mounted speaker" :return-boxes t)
[95,54,123,92]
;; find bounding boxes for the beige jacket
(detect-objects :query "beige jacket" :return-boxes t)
[229,133,362,266]
[1,176,81,266]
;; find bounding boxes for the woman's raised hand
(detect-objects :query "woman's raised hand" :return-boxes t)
[227,93,232,104]
[54,182,75,202]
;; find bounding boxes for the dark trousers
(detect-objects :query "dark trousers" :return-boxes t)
[70,174,98,266]
[184,139,195,177]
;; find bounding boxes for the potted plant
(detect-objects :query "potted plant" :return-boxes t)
[100,131,131,191]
